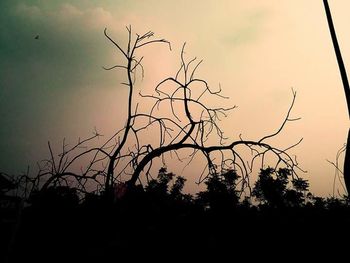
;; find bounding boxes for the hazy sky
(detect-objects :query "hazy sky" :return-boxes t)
[1,0,350,196]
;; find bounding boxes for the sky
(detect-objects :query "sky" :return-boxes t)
[1,0,350,196]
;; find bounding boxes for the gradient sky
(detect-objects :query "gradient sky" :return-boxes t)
[1,0,350,196]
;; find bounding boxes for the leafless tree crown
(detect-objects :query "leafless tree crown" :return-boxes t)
[10,26,303,199]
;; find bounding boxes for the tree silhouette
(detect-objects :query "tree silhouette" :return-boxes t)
[252,167,309,208]
[10,26,302,202]
[100,27,302,196]
[323,0,350,194]
[196,169,240,211]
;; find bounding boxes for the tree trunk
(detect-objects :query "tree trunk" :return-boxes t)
[323,0,350,194]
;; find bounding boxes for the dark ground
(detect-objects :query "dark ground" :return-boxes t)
[2,191,350,262]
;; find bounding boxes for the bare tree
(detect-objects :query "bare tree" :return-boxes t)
[100,26,302,196]
[13,26,302,199]
[323,0,350,195]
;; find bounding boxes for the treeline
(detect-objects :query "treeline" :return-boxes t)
[2,167,350,262]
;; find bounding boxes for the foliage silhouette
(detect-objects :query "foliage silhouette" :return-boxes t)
[2,167,350,262]
[196,169,240,211]
[252,167,309,208]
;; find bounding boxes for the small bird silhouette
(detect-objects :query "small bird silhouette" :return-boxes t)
[34,35,39,40]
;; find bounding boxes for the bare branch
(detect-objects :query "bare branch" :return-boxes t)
[259,89,298,143]
[104,28,128,58]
